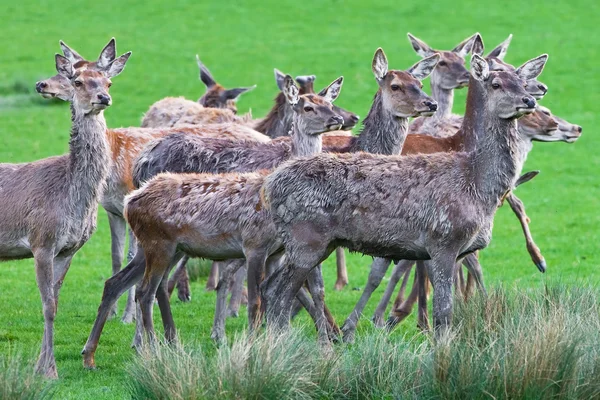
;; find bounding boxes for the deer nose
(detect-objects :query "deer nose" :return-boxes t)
[97,93,111,106]
[576,125,583,133]
[329,115,344,125]
[522,97,536,109]
[537,84,548,95]
[35,81,47,92]
[424,100,438,111]
[349,114,360,123]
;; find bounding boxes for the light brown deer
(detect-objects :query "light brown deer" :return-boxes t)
[0,44,130,378]
[81,75,344,367]
[260,53,546,340]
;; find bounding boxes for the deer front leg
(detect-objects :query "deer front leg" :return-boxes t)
[33,247,58,379]
[425,251,458,337]
[206,261,219,291]
[333,247,348,290]
[462,252,486,299]
[372,260,414,327]
[342,257,392,343]
[106,212,127,319]
[121,227,138,324]
[506,193,546,273]
[227,265,247,317]
[167,255,191,302]
[416,261,430,332]
[306,264,333,344]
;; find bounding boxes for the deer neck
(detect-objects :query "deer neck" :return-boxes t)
[430,75,454,119]
[290,114,322,157]
[355,90,408,155]
[254,93,294,138]
[67,103,110,217]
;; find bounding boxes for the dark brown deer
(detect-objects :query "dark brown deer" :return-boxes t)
[0,43,130,378]
[260,53,547,340]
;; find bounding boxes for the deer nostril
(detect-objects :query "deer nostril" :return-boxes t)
[522,97,536,108]
[35,81,47,92]
[576,125,583,133]
[350,114,360,122]
[538,84,547,94]
[425,101,437,111]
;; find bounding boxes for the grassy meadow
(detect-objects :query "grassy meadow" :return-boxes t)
[1,0,598,398]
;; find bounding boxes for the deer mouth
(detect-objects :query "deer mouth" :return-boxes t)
[516,106,536,115]
[91,102,110,109]
[326,123,343,131]
[38,92,58,99]
[417,110,436,117]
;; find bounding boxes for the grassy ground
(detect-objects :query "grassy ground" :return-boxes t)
[0,0,598,398]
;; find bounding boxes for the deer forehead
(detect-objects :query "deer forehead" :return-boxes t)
[487,57,514,72]
[75,70,110,87]
[302,94,332,108]
[440,51,464,64]
[489,71,525,89]
[388,71,420,87]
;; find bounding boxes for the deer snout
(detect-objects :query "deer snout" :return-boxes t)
[97,93,112,106]
[576,125,583,133]
[424,100,438,111]
[522,96,536,109]
[537,83,548,95]
[327,115,344,128]
[35,81,47,93]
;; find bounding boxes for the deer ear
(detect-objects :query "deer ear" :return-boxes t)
[471,33,485,56]
[55,54,74,79]
[59,40,84,64]
[97,38,116,69]
[196,55,216,88]
[408,54,440,81]
[106,52,131,78]
[318,76,343,103]
[222,85,256,101]
[407,33,435,58]
[281,75,299,106]
[516,54,548,81]
[470,54,489,81]
[487,34,512,60]
[514,170,539,188]
[274,68,287,91]
[372,48,388,81]
[453,33,479,58]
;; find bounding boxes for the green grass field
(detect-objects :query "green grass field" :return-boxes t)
[1,0,598,398]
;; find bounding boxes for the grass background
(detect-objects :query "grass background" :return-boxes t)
[0,0,598,397]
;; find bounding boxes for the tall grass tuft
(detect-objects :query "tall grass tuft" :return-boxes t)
[127,285,600,399]
[0,351,54,400]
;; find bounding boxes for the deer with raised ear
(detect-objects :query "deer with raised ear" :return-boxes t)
[260,52,546,340]
[0,42,130,378]
[81,75,345,367]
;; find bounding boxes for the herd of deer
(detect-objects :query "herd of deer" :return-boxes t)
[0,32,581,378]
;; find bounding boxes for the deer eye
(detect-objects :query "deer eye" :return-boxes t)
[74,80,83,87]
[438,61,447,67]
[107,82,112,88]
[391,84,401,91]
[303,106,314,112]
[492,82,501,89]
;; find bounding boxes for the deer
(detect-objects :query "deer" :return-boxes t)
[81,74,346,368]
[35,42,274,317]
[141,55,256,128]
[373,105,583,330]
[0,42,131,378]
[260,52,547,342]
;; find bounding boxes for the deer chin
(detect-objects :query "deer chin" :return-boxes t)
[564,134,581,143]
[416,110,436,117]
[515,106,536,116]
[325,123,343,132]
[39,92,58,99]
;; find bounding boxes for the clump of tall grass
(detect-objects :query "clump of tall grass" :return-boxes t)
[186,258,214,283]
[127,285,600,399]
[0,350,54,400]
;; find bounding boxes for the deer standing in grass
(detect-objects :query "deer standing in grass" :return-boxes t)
[80,75,344,367]
[260,53,546,338]
[0,45,130,378]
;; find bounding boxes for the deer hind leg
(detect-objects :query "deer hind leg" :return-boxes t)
[167,255,191,302]
[372,260,414,327]
[416,261,430,332]
[342,257,392,343]
[333,247,348,290]
[463,252,486,298]
[121,227,138,324]
[227,265,246,318]
[52,255,73,310]
[506,193,546,272]
[387,268,419,331]
[206,261,219,291]
[155,253,185,344]
[82,249,147,369]
[211,259,245,343]
[107,212,127,319]
[33,247,58,379]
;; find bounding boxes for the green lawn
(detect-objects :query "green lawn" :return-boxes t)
[1,0,598,398]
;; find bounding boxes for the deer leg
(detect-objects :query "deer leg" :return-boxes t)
[372,260,414,327]
[463,252,486,298]
[507,193,546,272]
[387,269,420,330]
[454,263,466,297]
[333,247,348,291]
[425,251,458,337]
[52,255,73,308]
[82,249,146,369]
[33,248,58,379]
[206,261,219,291]
[342,257,392,343]
[416,261,430,332]
[305,264,332,343]
[167,255,191,302]
[121,227,138,324]
[155,254,184,344]
[106,212,127,319]
[227,265,246,318]
[212,259,245,343]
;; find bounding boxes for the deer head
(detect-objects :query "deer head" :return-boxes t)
[295,75,360,131]
[407,32,481,90]
[196,55,255,113]
[36,38,130,102]
[470,53,545,119]
[280,73,344,135]
[372,48,439,117]
[485,35,548,100]
[522,106,583,143]
[54,44,130,115]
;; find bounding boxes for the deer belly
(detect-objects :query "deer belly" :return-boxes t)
[177,231,244,260]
